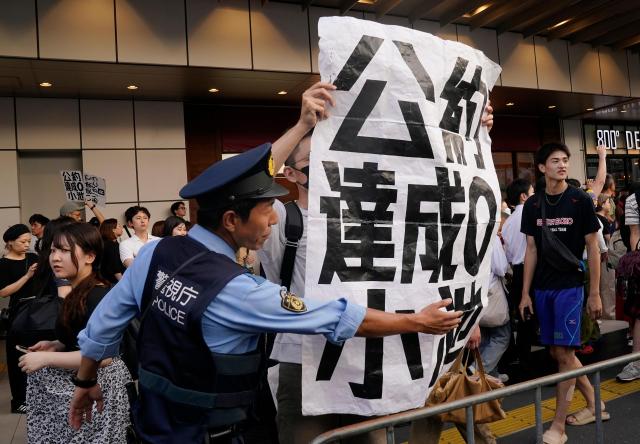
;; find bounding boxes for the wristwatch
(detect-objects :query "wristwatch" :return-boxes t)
[71,375,97,388]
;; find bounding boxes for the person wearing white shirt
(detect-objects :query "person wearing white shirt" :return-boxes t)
[119,206,159,268]
[500,178,533,378]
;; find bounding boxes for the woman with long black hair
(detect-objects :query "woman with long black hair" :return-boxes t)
[18,223,131,443]
[0,224,38,413]
[99,218,125,284]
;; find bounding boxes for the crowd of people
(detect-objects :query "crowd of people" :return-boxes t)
[0,81,638,444]
[0,200,191,420]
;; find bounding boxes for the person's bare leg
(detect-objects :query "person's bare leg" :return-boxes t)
[547,346,579,436]
[633,319,640,354]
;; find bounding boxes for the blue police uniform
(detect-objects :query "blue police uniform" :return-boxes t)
[77,144,366,443]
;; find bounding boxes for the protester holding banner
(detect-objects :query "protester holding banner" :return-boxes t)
[58,200,105,224]
[67,82,463,444]
[520,143,607,444]
[119,206,158,268]
[0,224,39,414]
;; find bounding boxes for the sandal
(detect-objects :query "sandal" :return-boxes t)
[543,429,568,444]
[566,405,611,426]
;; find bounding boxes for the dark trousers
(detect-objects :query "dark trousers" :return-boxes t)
[508,264,537,377]
[6,330,27,408]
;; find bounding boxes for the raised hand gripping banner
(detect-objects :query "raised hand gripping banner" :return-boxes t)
[302,16,502,416]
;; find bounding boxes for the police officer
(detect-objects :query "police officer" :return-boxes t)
[68,82,463,443]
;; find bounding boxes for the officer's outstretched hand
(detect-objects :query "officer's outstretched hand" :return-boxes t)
[69,385,104,430]
[415,299,462,335]
[299,81,336,129]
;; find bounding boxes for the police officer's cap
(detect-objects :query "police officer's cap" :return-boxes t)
[180,143,288,209]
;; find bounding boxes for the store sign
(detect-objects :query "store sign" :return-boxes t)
[596,129,640,150]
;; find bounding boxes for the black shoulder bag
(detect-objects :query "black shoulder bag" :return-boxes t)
[539,194,582,272]
[279,201,303,291]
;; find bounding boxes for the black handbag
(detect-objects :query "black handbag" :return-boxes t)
[539,195,582,272]
[8,293,60,345]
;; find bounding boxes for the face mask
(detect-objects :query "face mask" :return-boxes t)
[299,165,310,189]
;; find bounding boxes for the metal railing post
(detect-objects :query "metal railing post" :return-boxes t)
[385,425,395,444]
[594,371,603,444]
[309,352,640,444]
[535,386,543,444]
[465,405,475,444]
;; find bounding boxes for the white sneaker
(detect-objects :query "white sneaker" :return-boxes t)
[617,362,640,382]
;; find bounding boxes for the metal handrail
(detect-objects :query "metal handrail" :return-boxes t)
[310,351,640,444]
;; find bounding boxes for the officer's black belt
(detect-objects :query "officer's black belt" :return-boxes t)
[139,368,254,409]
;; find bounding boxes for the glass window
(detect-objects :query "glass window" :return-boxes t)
[516,152,535,183]
[630,158,640,184]
[492,152,513,192]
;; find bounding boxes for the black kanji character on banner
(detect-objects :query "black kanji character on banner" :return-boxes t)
[402,167,465,284]
[429,283,483,386]
[316,289,423,399]
[319,161,397,283]
[464,176,497,276]
[330,35,435,158]
[439,57,489,170]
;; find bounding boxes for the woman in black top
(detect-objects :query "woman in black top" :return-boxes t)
[18,223,131,442]
[99,218,125,284]
[0,224,38,413]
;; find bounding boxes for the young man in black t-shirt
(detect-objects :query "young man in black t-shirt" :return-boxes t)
[520,143,605,443]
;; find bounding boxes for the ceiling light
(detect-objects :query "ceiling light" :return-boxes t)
[586,108,594,111]
[127,85,138,90]
[357,0,377,4]
[548,105,557,109]
[463,3,491,18]
[208,88,219,93]
[277,90,288,95]
[39,82,52,87]
[506,102,514,106]
[549,19,571,30]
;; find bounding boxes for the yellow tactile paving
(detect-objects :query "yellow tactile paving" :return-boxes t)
[429,378,640,444]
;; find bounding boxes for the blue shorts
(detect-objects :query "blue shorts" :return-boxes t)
[534,287,584,347]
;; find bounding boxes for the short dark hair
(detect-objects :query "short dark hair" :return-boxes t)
[170,201,184,215]
[506,178,532,207]
[198,198,267,231]
[566,178,581,188]
[124,206,150,223]
[535,142,571,167]
[29,214,50,226]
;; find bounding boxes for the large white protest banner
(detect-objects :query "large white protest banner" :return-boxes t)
[302,17,502,416]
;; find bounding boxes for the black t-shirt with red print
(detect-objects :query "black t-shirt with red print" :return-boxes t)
[521,185,600,290]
